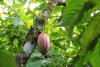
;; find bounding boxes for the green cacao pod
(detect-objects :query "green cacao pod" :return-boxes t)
[37,32,50,55]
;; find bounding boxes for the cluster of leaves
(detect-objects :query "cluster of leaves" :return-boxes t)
[0,0,100,67]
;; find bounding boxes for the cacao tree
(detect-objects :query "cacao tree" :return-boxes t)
[0,0,100,67]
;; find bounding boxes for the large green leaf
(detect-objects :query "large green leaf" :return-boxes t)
[0,51,17,67]
[61,0,87,26]
[91,39,100,67]
[61,0,95,38]
[80,12,100,56]
[90,39,100,67]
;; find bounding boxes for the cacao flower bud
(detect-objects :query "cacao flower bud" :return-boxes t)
[37,32,50,55]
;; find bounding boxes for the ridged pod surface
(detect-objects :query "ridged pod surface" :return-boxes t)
[37,32,50,55]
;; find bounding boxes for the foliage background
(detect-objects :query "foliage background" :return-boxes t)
[0,0,100,67]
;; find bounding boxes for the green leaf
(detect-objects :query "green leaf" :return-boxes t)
[61,0,94,38]
[0,1,5,5]
[90,39,100,67]
[80,13,100,56]
[49,47,60,56]
[91,0,100,9]
[84,50,92,65]
[26,60,42,67]
[75,57,84,67]
[0,51,17,67]
[52,41,66,50]
[61,0,87,26]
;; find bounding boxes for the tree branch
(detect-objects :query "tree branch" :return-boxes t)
[15,0,66,67]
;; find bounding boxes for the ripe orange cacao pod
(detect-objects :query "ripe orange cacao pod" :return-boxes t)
[37,32,50,55]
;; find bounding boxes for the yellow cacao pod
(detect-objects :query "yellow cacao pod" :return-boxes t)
[37,32,50,55]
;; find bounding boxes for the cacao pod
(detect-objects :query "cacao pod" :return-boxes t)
[37,32,50,55]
